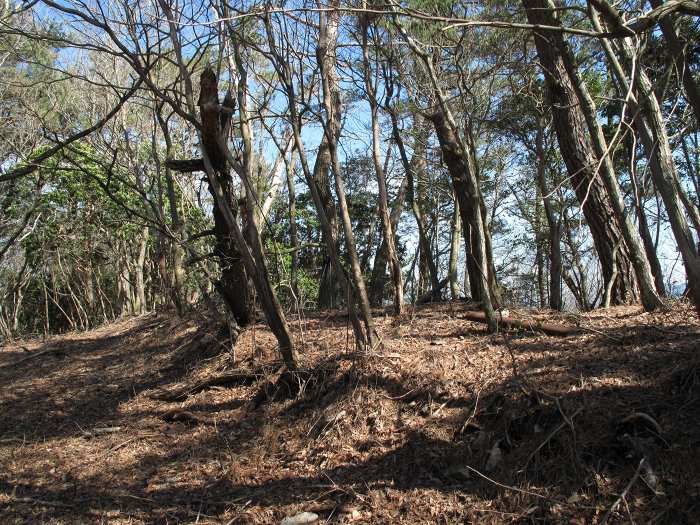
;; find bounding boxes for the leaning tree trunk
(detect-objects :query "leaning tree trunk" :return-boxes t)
[430,111,498,331]
[559,42,662,311]
[167,66,296,368]
[522,0,646,308]
[391,8,497,328]
[318,3,378,345]
[590,0,700,312]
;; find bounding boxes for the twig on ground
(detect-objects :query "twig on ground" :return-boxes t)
[459,386,483,435]
[599,458,646,525]
[465,465,552,501]
[9,496,74,508]
[381,387,417,400]
[522,407,583,470]
[81,426,123,438]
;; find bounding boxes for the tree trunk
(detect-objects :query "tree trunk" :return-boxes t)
[314,135,341,309]
[361,29,403,314]
[522,0,649,308]
[449,197,462,300]
[591,0,700,313]
[284,150,299,299]
[318,2,378,346]
[196,66,296,368]
[368,174,408,306]
[430,111,497,331]
[155,106,186,314]
[390,114,441,294]
[534,129,563,311]
[628,134,666,295]
[264,12,374,349]
[134,226,149,315]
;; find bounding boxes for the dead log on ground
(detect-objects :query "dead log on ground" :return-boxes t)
[463,310,578,336]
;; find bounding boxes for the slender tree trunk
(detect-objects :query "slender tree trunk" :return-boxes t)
[369,175,408,305]
[134,226,149,315]
[264,16,372,349]
[534,126,563,311]
[313,136,341,309]
[361,28,403,314]
[284,150,299,299]
[390,114,440,294]
[535,230,546,309]
[155,106,186,313]
[628,135,666,295]
[317,3,378,346]
[362,201,380,274]
[449,197,462,300]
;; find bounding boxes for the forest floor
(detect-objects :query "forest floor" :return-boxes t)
[1,301,699,524]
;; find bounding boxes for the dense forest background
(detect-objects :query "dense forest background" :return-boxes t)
[1,0,700,362]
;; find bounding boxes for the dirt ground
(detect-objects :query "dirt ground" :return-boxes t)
[1,301,699,524]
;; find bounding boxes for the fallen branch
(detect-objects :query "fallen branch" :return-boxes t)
[150,371,261,402]
[0,347,63,369]
[464,464,552,501]
[81,426,122,438]
[462,310,579,336]
[9,496,74,508]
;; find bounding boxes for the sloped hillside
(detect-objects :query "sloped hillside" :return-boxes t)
[1,302,699,524]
